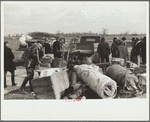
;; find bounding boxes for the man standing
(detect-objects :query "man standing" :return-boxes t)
[141,36,146,65]
[111,37,120,58]
[121,37,127,46]
[117,40,129,66]
[53,38,61,58]
[97,37,110,63]
[19,41,43,93]
[4,41,17,88]
[130,37,136,62]
[132,37,141,66]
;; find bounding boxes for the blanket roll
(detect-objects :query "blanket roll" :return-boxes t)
[73,64,117,99]
[106,64,139,91]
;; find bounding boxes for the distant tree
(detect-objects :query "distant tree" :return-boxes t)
[102,28,108,36]
[56,30,61,35]
[124,31,130,36]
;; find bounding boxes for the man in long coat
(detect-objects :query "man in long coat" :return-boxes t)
[97,37,110,63]
[4,41,17,88]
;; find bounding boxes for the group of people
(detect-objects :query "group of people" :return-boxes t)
[4,40,43,93]
[4,37,63,93]
[4,36,146,94]
[97,36,146,66]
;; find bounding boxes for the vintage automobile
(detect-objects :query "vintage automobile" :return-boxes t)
[68,35,102,63]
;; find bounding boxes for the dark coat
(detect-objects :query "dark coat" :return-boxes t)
[4,46,16,71]
[141,41,146,55]
[53,40,61,58]
[97,41,110,58]
[132,41,141,56]
[117,45,129,66]
[111,42,119,57]
[53,41,60,52]
[44,43,51,54]
[24,44,43,69]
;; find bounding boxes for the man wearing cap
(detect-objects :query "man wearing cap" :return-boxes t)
[97,37,110,63]
[19,41,43,93]
[131,37,141,66]
[130,37,136,62]
[4,41,17,88]
[141,36,146,65]
[111,37,120,58]
[53,38,61,58]
[117,37,127,46]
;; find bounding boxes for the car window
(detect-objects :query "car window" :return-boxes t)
[86,38,96,42]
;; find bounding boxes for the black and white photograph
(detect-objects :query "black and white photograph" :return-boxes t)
[1,1,149,120]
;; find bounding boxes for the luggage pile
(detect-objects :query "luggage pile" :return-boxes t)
[30,50,146,99]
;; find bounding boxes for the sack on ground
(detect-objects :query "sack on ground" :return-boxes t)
[106,64,140,91]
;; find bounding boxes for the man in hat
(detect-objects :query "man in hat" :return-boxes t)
[97,37,110,63]
[141,36,146,65]
[44,38,51,54]
[118,37,127,46]
[111,37,120,58]
[130,37,136,62]
[19,41,43,93]
[4,40,17,88]
[131,37,141,66]
[53,38,61,58]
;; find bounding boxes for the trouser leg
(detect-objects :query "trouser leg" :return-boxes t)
[142,54,146,64]
[137,55,140,66]
[101,56,104,63]
[106,56,109,62]
[20,68,34,90]
[4,71,7,87]
[10,70,15,85]
[29,80,34,92]
[20,76,29,90]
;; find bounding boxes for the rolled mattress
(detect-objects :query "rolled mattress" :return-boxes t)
[73,64,117,99]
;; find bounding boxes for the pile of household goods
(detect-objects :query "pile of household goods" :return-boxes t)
[31,52,146,99]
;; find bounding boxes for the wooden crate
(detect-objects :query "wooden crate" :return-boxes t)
[31,70,69,99]
[50,70,69,99]
[31,76,55,99]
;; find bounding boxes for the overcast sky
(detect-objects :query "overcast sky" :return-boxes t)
[2,1,148,36]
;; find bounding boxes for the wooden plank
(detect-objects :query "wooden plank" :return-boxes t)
[33,85,54,94]
[31,77,52,87]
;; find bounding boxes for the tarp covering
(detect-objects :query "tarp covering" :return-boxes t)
[73,64,117,99]
[106,64,139,91]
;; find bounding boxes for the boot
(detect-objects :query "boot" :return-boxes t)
[19,77,28,94]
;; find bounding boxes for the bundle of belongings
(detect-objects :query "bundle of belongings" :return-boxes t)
[105,64,144,98]
[40,54,54,68]
[31,47,146,99]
